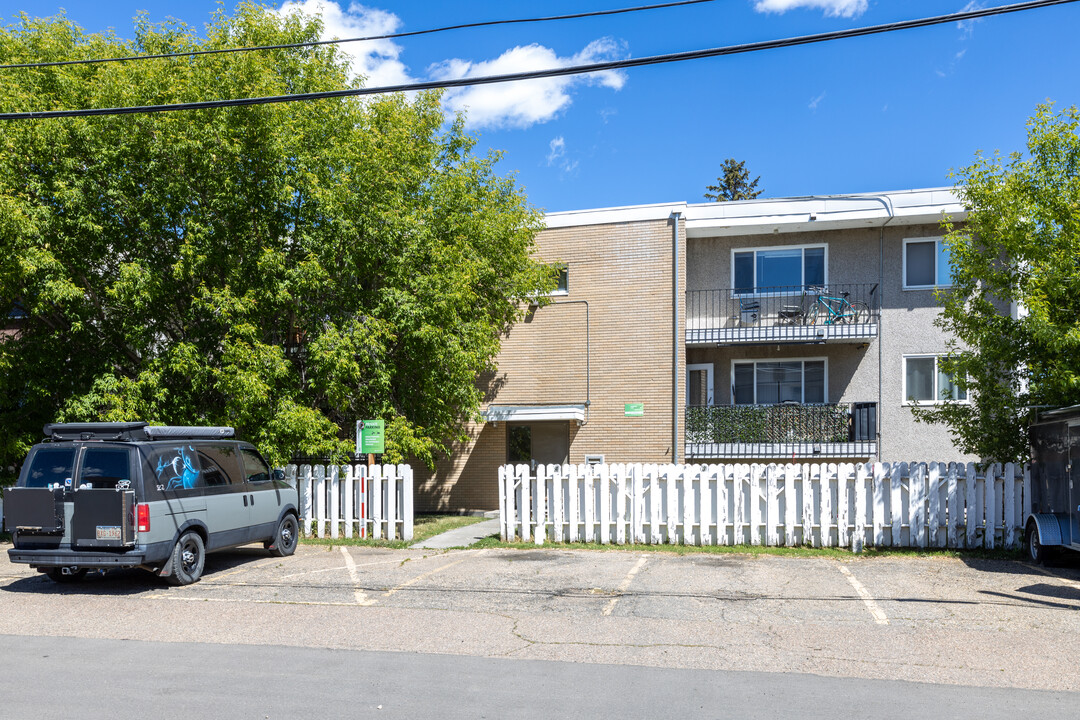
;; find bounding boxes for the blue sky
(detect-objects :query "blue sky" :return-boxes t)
[7,0,1080,212]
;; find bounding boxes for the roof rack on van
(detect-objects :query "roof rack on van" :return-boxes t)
[43,422,235,442]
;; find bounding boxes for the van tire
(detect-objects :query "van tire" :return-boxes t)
[167,531,205,585]
[268,514,299,557]
[45,567,87,583]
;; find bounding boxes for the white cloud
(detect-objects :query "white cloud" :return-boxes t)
[274,1,415,87]
[430,38,628,130]
[957,1,984,40]
[546,136,579,174]
[753,0,868,18]
[808,91,826,110]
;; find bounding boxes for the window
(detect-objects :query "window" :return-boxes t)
[903,237,952,289]
[733,245,825,295]
[732,359,826,405]
[148,445,206,491]
[903,355,967,404]
[25,448,75,488]
[584,454,605,466]
[550,264,569,295]
[240,448,271,484]
[78,448,131,489]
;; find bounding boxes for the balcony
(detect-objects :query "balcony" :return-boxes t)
[684,402,877,460]
[686,283,878,345]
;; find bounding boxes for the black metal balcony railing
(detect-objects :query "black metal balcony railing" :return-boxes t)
[685,402,877,459]
[686,283,879,345]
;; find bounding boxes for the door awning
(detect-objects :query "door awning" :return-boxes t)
[482,404,587,424]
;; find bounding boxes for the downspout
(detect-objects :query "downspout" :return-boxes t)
[672,210,682,463]
[875,196,895,462]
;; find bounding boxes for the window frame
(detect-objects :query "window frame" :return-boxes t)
[686,363,714,407]
[901,354,968,405]
[549,264,569,297]
[730,243,828,297]
[730,357,829,406]
[902,237,952,290]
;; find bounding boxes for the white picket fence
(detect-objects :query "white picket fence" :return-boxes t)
[498,462,1030,550]
[284,464,413,541]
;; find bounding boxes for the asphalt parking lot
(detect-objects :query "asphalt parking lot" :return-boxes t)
[1,542,1079,692]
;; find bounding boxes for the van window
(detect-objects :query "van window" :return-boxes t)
[199,445,243,487]
[146,445,206,492]
[239,448,270,484]
[78,447,132,489]
[25,448,76,488]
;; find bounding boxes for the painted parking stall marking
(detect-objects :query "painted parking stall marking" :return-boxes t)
[838,564,889,625]
[602,556,648,616]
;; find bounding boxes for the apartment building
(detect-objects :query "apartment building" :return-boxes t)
[414,187,975,512]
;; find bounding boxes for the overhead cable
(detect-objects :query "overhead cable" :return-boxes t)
[1,0,1076,121]
[0,0,716,70]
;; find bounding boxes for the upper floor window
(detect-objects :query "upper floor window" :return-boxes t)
[733,245,825,295]
[903,355,967,404]
[549,264,569,296]
[903,237,952,289]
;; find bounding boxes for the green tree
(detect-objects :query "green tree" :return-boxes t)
[913,103,1080,461]
[0,4,555,475]
[704,158,763,202]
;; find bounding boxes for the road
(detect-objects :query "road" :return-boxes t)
[1,543,1079,716]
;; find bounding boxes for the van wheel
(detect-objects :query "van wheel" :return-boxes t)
[1026,519,1053,565]
[267,515,299,557]
[167,531,205,586]
[45,567,87,583]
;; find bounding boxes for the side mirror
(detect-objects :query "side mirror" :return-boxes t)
[272,469,285,482]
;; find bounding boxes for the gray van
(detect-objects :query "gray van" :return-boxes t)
[3,422,300,585]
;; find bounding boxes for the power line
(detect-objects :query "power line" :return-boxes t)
[0,0,715,71]
[1,0,1076,121]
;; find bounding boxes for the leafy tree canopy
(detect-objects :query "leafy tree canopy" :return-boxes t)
[704,158,763,202]
[0,3,555,475]
[914,103,1080,461]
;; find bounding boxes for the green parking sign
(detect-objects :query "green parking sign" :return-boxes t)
[356,419,385,455]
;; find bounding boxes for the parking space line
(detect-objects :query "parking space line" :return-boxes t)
[381,549,485,599]
[279,557,402,580]
[838,565,889,625]
[340,546,375,606]
[1024,564,1080,591]
[602,556,648,616]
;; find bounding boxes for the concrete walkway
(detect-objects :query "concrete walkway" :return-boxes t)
[411,517,501,549]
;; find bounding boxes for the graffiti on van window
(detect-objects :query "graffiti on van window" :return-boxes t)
[155,446,201,490]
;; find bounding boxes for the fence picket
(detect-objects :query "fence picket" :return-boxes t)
[314,465,327,538]
[820,464,833,548]
[853,463,868,552]
[700,466,714,546]
[534,464,548,546]
[684,467,697,545]
[343,466,354,539]
[716,465,729,546]
[790,468,799,546]
[837,463,851,549]
[910,463,925,549]
[1003,462,1016,549]
[872,463,885,546]
[632,464,646,543]
[665,465,679,544]
[890,463,905,547]
[985,463,999,549]
[766,465,779,547]
[299,465,313,535]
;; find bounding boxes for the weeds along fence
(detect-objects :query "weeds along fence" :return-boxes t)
[498,462,1029,550]
[283,464,413,541]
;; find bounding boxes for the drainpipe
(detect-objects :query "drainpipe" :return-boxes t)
[672,210,682,463]
[874,196,895,462]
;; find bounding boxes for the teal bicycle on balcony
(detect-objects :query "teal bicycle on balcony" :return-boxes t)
[779,285,870,326]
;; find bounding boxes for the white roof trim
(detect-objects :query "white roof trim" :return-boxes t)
[483,404,586,423]
[539,188,966,236]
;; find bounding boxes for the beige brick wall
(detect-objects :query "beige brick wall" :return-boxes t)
[414,216,685,512]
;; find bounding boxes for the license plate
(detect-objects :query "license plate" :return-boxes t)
[96,526,122,541]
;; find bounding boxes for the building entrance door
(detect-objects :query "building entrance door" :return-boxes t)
[507,421,570,468]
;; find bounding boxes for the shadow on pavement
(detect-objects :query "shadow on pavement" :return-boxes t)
[0,546,275,595]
